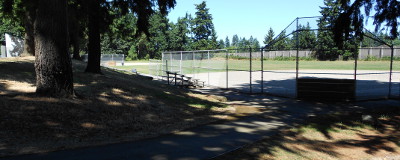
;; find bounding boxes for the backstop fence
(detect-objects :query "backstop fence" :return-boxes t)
[155,48,399,101]
[151,16,400,101]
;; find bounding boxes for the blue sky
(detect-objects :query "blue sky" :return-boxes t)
[168,0,325,45]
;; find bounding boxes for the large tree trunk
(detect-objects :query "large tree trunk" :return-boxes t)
[22,4,36,56]
[85,0,102,74]
[68,5,81,60]
[34,0,74,97]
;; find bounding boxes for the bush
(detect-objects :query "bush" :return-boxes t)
[381,56,400,61]
[364,55,378,61]
[126,45,138,61]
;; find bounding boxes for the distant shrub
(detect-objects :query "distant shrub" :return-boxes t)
[381,56,400,61]
[364,55,378,61]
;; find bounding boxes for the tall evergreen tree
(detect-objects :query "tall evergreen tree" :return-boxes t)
[271,30,290,50]
[297,23,317,49]
[148,12,170,58]
[217,39,225,49]
[192,1,217,50]
[264,27,275,46]
[317,0,343,60]
[170,16,190,51]
[251,37,260,49]
[232,34,239,48]
[34,0,74,97]
[225,36,230,48]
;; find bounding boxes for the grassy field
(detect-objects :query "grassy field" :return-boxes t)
[214,108,400,160]
[113,59,400,75]
[0,57,237,157]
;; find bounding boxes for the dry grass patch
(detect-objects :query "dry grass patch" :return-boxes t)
[0,57,236,157]
[214,109,400,160]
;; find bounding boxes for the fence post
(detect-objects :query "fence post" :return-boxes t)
[261,48,264,94]
[226,50,229,89]
[166,60,169,85]
[389,46,394,98]
[169,53,172,72]
[122,54,125,66]
[192,51,195,78]
[295,17,299,98]
[208,51,210,86]
[354,48,358,100]
[250,47,252,94]
[180,51,183,74]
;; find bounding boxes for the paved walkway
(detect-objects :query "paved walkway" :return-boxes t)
[2,88,399,160]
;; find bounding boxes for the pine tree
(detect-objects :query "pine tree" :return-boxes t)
[297,23,317,49]
[192,1,217,50]
[272,30,290,50]
[170,16,191,51]
[218,39,225,49]
[225,36,230,48]
[317,0,342,60]
[232,34,239,48]
[264,27,275,46]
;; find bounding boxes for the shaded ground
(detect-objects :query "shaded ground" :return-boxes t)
[214,107,400,160]
[0,57,237,157]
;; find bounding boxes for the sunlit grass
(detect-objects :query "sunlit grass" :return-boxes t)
[113,60,400,76]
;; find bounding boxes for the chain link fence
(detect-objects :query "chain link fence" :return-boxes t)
[151,16,400,101]
[81,54,125,66]
[154,48,400,101]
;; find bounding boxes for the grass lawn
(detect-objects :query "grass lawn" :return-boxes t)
[214,108,400,160]
[0,57,237,157]
[113,59,400,76]
[113,64,150,74]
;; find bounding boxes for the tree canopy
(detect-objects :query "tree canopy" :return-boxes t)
[333,0,400,46]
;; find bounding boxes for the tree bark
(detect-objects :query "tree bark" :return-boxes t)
[22,4,36,56]
[85,0,102,74]
[34,0,74,97]
[68,5,81,60]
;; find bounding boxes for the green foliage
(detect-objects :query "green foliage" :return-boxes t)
[268,56,315,61]
[217,39,225,49]
[271,30,291,50]
[225,36,230,48]
[0,0,25,41]
[364,55,378,61]
[192,1,217,50]
[264,27,274,46]
[0,16,24,41]
[333,0,400,46]
[342,50,355,60]
[126,45,137,61]
[296,23,317,49]
[316,0,342,60]
[232,35,239,47]
[169,16,191,51]
[100,9,136,56]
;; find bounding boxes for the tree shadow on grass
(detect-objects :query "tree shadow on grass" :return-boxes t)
[0,61,36,84]
[203,78,400,159]
[0,59,230,157]
[214,107,400,160]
